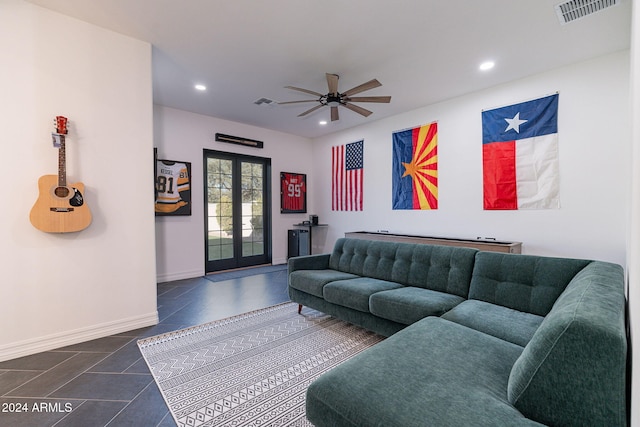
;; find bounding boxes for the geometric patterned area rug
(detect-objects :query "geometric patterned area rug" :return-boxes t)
[137,302,385,426]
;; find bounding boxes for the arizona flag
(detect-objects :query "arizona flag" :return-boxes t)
[482,94,560,210]
[392,122,438,210]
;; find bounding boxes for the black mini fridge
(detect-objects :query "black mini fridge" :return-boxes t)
[288,229,309,258]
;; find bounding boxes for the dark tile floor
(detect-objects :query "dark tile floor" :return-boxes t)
[0,267,290,427]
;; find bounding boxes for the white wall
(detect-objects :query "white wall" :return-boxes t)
[312,51,630,267]
[153,106,313,282]
[0,1,157,361]
[628,0,640,424]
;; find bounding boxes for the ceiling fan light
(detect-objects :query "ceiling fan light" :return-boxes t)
[326,94,342,107]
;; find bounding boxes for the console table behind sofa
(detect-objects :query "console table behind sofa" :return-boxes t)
[345,231,522,254]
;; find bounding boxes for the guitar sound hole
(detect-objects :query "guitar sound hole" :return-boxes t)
[54,187,69,198]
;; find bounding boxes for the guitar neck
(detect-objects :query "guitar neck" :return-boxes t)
[55,116,68,188]
[58,134,67,188]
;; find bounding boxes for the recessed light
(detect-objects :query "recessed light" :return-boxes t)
[194,84,207,91]
[479,61,495,71]
[319,120,328,125]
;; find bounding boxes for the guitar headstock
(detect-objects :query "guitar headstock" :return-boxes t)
[55,116,68,135]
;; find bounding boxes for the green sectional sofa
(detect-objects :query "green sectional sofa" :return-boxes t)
[287,238,627,426]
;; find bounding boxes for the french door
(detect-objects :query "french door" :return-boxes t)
[204,150,271,272]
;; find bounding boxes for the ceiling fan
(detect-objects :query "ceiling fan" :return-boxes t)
[279,73,391,122]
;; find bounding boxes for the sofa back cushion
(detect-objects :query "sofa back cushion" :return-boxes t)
[468,251,591,316]
[507,261,627,426]
[329,238,477,298]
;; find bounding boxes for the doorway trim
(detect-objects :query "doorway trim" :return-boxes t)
[203,149,272,273]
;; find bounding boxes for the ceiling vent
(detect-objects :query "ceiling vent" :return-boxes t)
[555,0,618,25]
[254,97,276,106]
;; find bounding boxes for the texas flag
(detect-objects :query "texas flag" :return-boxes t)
[482,94,560,210]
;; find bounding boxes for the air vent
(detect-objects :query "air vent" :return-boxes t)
[555,0,618,25]
[254,97,276,106]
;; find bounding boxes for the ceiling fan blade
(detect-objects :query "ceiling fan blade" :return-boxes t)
[326,73,339,95]
[343,79,382,97]
[343,102,373,117]
[345,96,391,103]
[331,106,339,122]
[285,85,324,97]
[278,99,319,104]
[298,104,325,117]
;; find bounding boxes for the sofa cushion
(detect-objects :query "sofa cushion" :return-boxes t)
[507,261,626,427]
[328,238,477,297]
[289,269,359,298]
[469,251,591,316]
[306,317,542,427]
[370,287,465,325]
[441,300,544,347]
[323,278,403,313]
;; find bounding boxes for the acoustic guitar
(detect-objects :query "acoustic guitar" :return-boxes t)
[29,116,92,233]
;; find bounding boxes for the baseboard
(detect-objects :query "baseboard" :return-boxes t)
[273,257,287,266]
[157,263,289,284]
[0,311,159,362]
[157,268,204,283]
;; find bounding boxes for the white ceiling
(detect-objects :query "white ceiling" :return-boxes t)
[27,0,632,139]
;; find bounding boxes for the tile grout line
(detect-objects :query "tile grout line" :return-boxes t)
[50,399,88,427]
[2,352,83,398]
[103,380,166,427]
[42,351,115,400]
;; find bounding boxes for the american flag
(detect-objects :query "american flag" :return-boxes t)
[332,140,364,211]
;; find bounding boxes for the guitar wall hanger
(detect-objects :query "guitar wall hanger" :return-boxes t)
[29,116,92,233]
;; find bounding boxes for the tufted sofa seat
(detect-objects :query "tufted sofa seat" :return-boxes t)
[289,238,478,336]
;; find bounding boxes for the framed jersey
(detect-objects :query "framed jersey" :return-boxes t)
[280,172,307,213]
[155,159,192,216]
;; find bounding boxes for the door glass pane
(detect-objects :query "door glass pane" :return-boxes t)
[207,158,234,261]
[241,161,264,257]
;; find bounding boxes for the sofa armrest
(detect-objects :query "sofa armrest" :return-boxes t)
[288,254,331,274]
[507,261,627,427]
